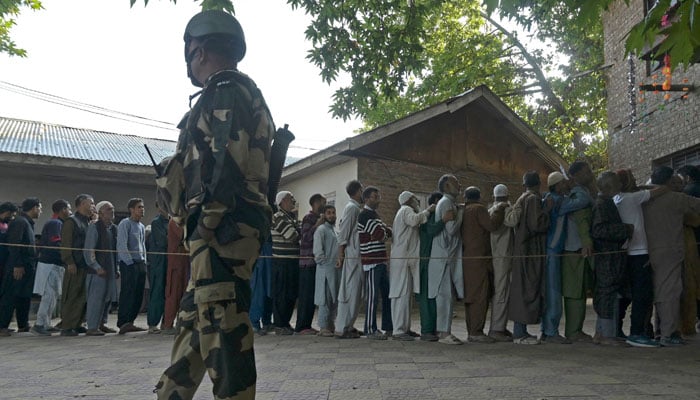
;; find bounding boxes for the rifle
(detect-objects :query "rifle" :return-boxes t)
[268,124,295,212]
[144,144,163,178]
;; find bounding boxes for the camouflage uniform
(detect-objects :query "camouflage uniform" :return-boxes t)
[154,68,274,400]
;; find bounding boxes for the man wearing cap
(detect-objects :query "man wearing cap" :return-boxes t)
[428,175,465,345]
[271,190,300,335]
[83,201,118,336]
[461,186,506,343]
[508,172,552,344]
[60,194,95,336]
[389,191,432,341]
[541,172,590,344]
[31,199,71,336]
[488,184,515,341]
[561,161,596,342]
[155,9,275,400]
[0,197,41,336]
[335,180,365,339]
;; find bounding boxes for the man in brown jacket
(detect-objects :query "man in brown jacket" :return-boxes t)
[644,166,700,346]
[461,186,506,343]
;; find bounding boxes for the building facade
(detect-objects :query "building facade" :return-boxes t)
[604,0,699,180]
[281,86,567,226]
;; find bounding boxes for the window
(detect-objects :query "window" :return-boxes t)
[653,144,700,171]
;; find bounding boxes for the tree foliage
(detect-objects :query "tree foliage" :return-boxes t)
[287,0,608,165]
[485,0,700,70]
[0,0,42,57]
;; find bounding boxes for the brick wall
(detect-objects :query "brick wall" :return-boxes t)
[604,0,700,181]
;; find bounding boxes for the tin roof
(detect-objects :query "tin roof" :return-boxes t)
[0,116,177,166]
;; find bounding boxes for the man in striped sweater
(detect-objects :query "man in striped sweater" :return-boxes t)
[357,186,393,340]
[271,191,301,335]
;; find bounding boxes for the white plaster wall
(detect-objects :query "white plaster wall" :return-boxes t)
[281,159,358,218]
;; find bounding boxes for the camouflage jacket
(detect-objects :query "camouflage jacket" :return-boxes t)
[156,69,274,294]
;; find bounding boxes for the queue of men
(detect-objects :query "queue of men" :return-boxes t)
[0,162,698,350]
[251,162,700,347]
[0,195,190,337]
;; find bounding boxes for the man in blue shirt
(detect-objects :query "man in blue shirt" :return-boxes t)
[117,198,147,334]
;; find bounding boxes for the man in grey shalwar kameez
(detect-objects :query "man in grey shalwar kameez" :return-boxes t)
[335,180,365,338]
[313,205,340,337]
[428,175,464,345]
[390,191,432,341]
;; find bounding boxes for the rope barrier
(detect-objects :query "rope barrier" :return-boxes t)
[0,241,695,262]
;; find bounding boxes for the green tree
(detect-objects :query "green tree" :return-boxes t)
[1,0,42,57]
[287,0,607,165]
[484,0,700,69]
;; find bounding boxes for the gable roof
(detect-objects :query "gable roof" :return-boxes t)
[0,116,177,166]
[282,85,567,182]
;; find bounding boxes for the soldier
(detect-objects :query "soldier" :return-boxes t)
[154,10,274,400]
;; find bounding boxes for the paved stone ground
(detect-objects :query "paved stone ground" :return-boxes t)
[1,302,699,400]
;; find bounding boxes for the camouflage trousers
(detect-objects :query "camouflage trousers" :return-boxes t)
[155,290,256,400]
[155,234,257,399]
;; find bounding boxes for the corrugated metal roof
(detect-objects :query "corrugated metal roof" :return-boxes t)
[0,116,177,166]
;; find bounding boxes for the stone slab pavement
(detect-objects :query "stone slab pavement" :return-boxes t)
[1,302,699,400]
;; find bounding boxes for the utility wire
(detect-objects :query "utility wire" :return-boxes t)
[0,80,176,127]
[0,80,338,151]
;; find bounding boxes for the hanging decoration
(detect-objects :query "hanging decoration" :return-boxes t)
[628,54,637,136]
[662,54,672,101]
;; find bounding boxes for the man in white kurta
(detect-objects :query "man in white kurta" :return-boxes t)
[389,191,433,341]
[428,175,464,345]
[313,205,340,337]
[334,180,364,338]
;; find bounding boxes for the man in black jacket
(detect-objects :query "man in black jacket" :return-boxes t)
[60,194,95,336]
[0,197,42,336]
[0,202,19,291]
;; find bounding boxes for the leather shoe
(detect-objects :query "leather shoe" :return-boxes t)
[60,329,78,337]
[86,329,105,336]
[119,323,146,334]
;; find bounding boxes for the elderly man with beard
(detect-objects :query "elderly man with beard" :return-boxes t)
[390,191,433,341]
[313,205,340,337]
[0,198,41,336]
[83,201,119,336]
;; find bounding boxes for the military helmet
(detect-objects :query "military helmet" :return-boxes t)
[184,10,246,62]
